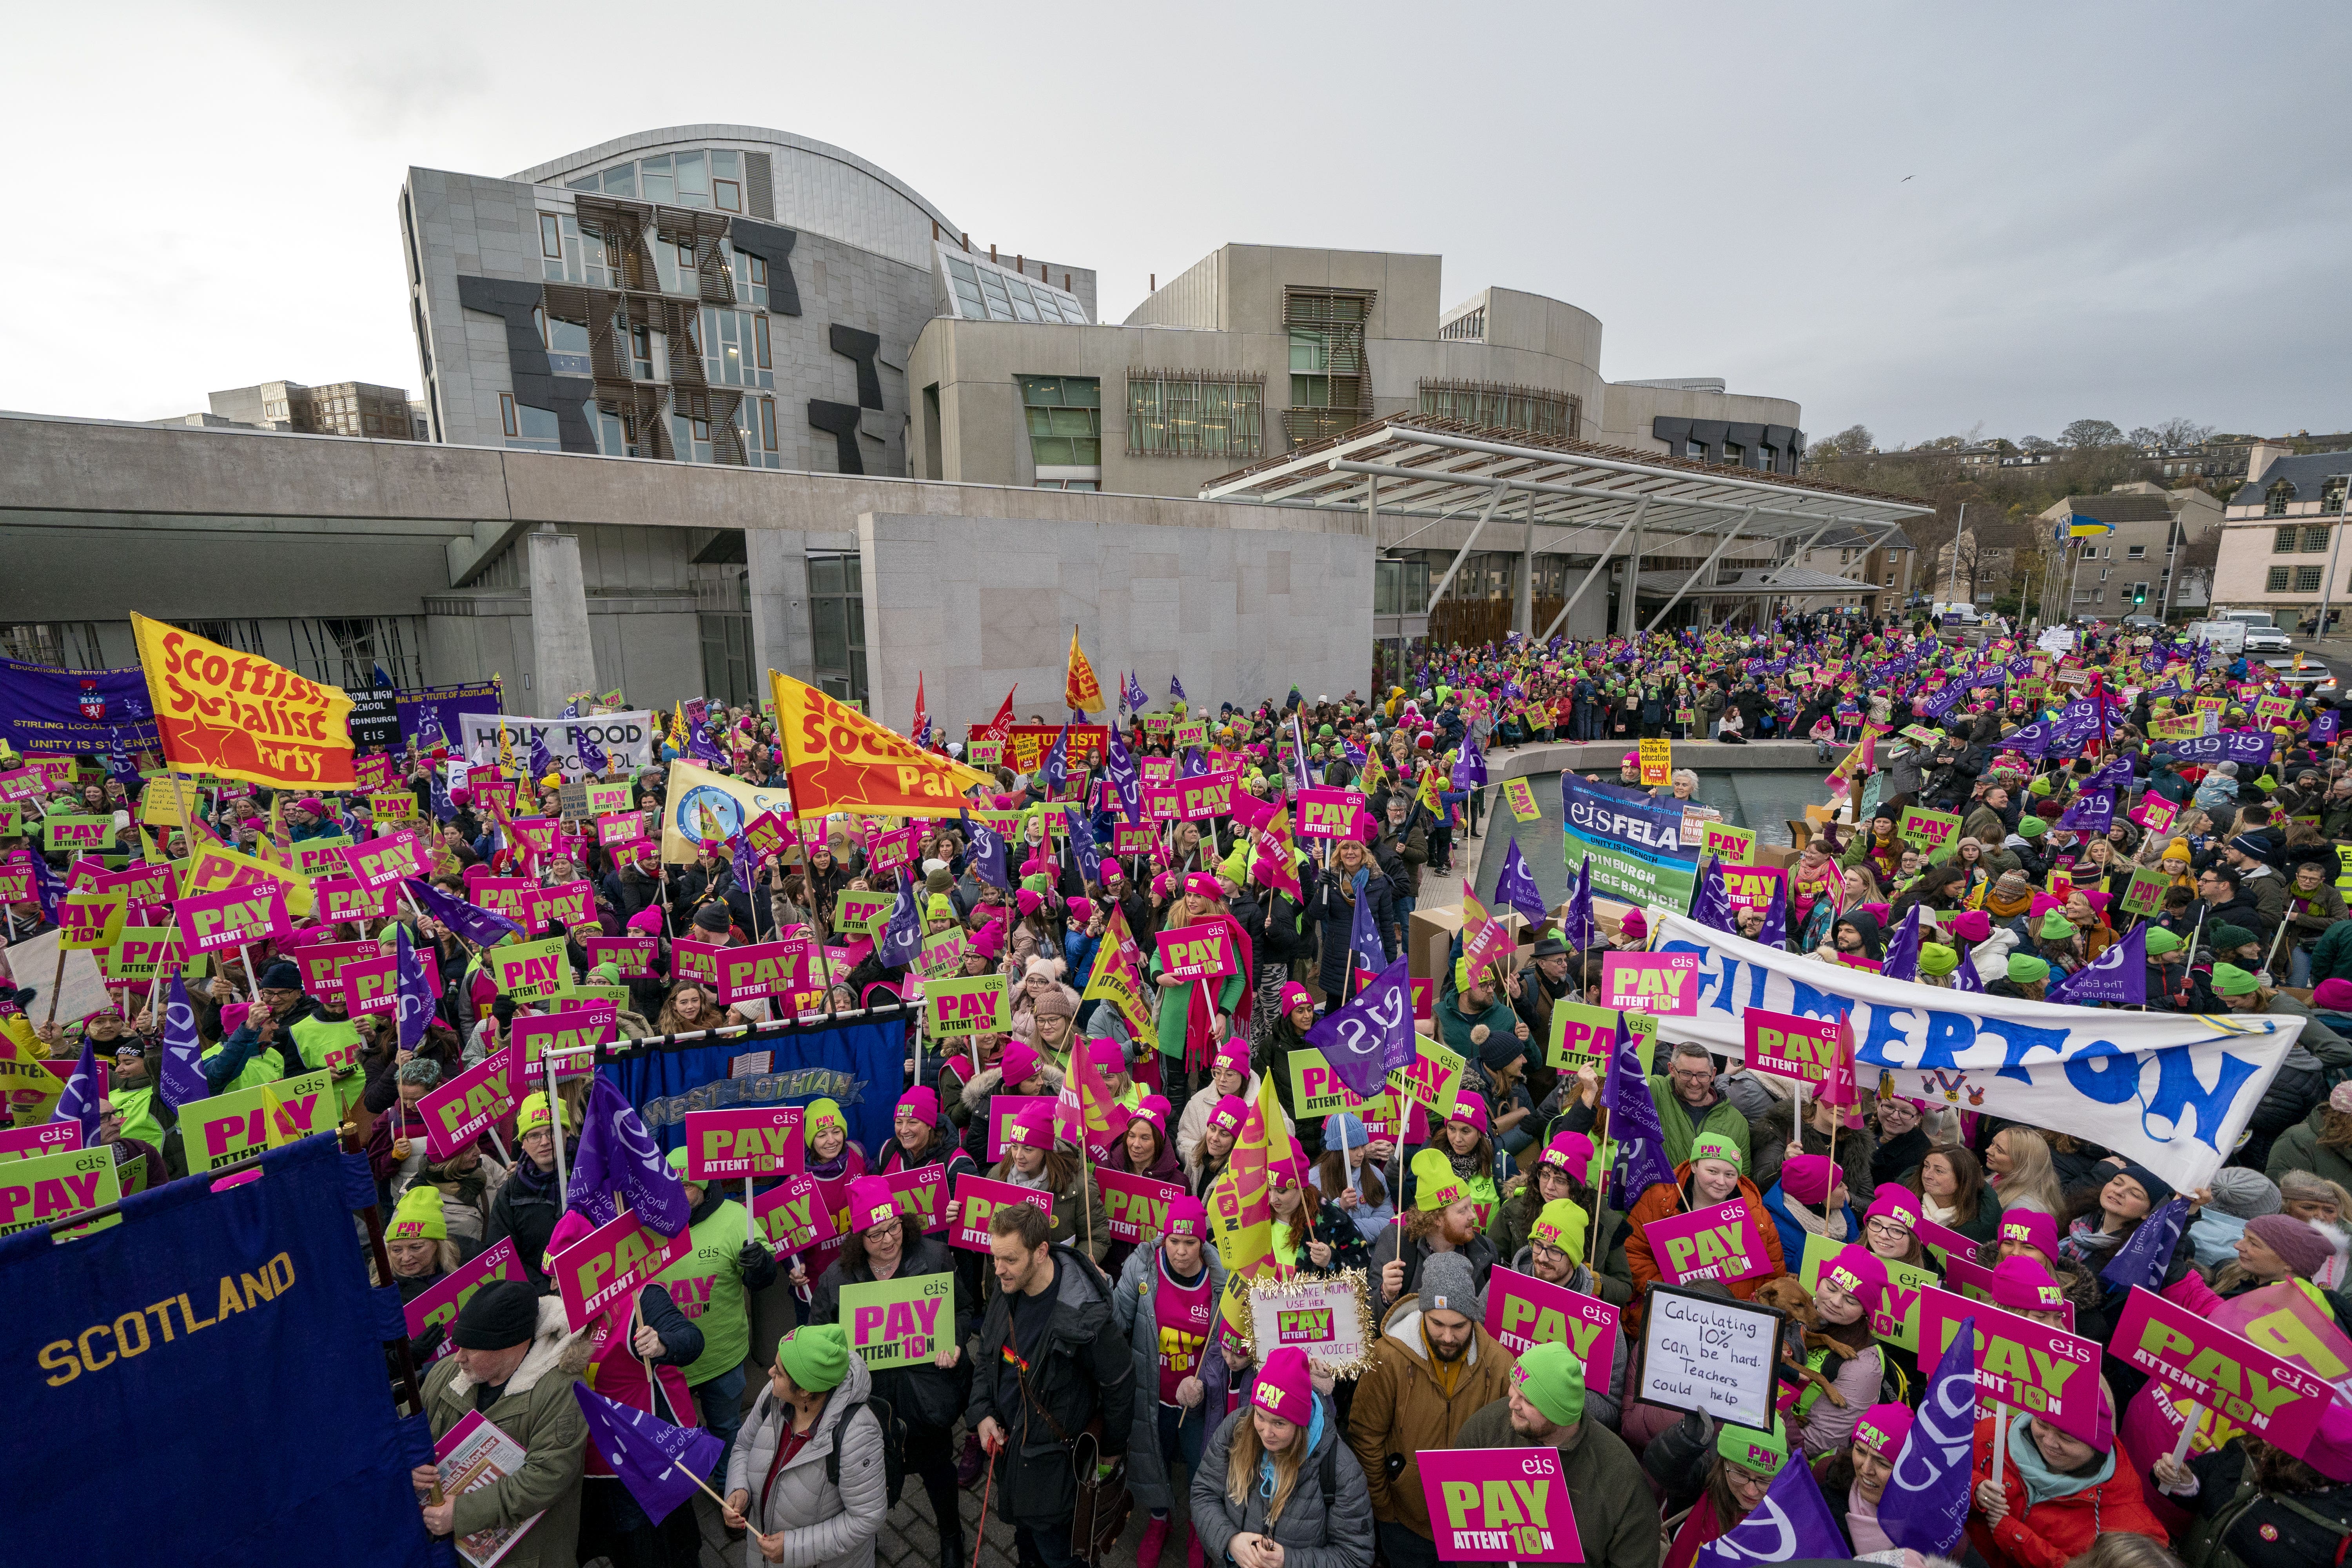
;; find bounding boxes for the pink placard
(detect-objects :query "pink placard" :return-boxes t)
[987,1094,1056,1160]
[1720,865,1784,912]
[512,1003,619,1078]
[671,938,724,987]
[1485,1266,1618,1396]
[471,876,532,922]
[551,1209,687,1331]
[1641,1197,1774,1285]
[1155,922,1239,982]
[1294,787,1364,841]
[1600,950,1698,1013]
[339,835,421,891]
[882,1162,947,1229]
[312,876,391,924]
[1917,1286,2105,1445]
[340,953,402,1016]
[418,1044,521,1160]
[1740,1007,1841,1085]
[682,1106,805,1181]
[2112,1285,2334,1458]
[1096,1168,1188,1244]
[0,1122,83,1161]
[403,1239,525,1361]
[948,1174,1053,1253]
[1914,1215,1977,1263]
[716,939,811,1008]
[751,1172,838,1258]
[584,934,657,976]
[1175,770,1241,822]
[1415,1447,1582,1563]
[174,883,291,955]
[523,879,594,934]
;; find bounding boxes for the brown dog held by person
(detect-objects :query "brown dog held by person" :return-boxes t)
[1755,1276,1847,1408]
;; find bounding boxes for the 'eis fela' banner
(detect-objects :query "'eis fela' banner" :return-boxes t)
[1560,774,1699,913]
[1646,910,2299,1192]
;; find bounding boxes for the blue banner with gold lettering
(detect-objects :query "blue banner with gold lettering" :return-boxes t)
[0,1135,439,1568]
[603,1014,906,1163]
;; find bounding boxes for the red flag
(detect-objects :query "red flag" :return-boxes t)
[983,686,1017,742]
[911,673,929,748]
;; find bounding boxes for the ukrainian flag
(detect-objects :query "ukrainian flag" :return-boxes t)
[2067,515,2114,537]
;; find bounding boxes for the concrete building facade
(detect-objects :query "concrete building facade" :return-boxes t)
[2211,450,2352,627]
[2034,482,2221,622]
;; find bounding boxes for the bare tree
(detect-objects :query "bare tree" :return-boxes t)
[2128,426,2160,447]
[2060,419,2124,449]
[2156,417,2215,448]
[2018,435,2058,453]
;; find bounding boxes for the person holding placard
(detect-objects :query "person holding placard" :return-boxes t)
[1452,1342,1652,1568]
[1112,1194,1227,1568]
[1760,1154,1857,1279]
[1185,1095,1246,1200]
[808,1176,971,1568]
[1371,1149,1500,1320]
[385,1185,468,1361]
[1967,1389,2163,1568]
[1790,1245,1887,1457]
[1624,1135,1786,1327]
[2153,1425,2352,1566]
[653,1146,780,1469]
[1661,1416,1794,1568]
[487,1092,572,1291]
[956,1099,1107,1283]
[1815,1401,1911,1558]
[198,958,307,1094]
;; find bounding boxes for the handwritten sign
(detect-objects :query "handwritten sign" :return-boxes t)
[1486,1266,1618,1394]
[1156,922,1239,982]
[947,1174,1052,1253]
[1642,1197,1773,1285]
[841,1271,956,1369]
[1599,951,1698,1014]
[1636,1283,1780,1428]
[551,1208,687,1331]
[1416,1447,1583,1564]
[1249,1276,1370,1367]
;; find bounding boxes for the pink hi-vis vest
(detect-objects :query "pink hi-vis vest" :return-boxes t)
[1152,1252,1214,1406]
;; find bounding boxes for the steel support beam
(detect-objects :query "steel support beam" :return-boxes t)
[1424,483,1511,614]
[1646,507,1755,632]
[1514,490,1535,636]
[1543,497,1648,640]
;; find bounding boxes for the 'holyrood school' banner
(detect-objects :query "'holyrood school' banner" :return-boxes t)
[460,710,657,775]
[1648,910,2299,1192]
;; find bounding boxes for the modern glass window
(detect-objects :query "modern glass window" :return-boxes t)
[736,397,779,470]
[639,153,675,205]
[806,554,867,703]
[700,308,774,389]
[712,149,742,213]
[2297,565,2325,592]
[1016,376,1102,470]
[1722,443,1744,466]
[936,244,1086,324]
[1375,558,1432,615]
[501,396,560,452]
[1127,372,1264,458]
[1687,440,1705,459]
[670,415,714,464]
[673,150,709,208]
[730,247,768,309]
[2126,544,2146,560]
[539,214,562,259]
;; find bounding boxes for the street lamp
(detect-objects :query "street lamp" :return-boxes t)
[2312,472,2350,648]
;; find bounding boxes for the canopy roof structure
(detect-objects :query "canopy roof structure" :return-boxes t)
[1201,413,1932,634]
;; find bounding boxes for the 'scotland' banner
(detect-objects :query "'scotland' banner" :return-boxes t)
[1560,774,1700,913]
[0,1136,435,1566]
[0,658,161,755]
[1647,910,2296,1191]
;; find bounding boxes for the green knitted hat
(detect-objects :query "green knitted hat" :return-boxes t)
[2211,963,2260,997]
[2016,817,2047,838]
[777,1324,849,1392]
[2037,910,2076,939]
[1917,943,1959,976]
[2007,953,2051,984]
[2143,927,2181,956]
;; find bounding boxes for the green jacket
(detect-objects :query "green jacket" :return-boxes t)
[1148,955,1245,1062]
[1434,987,1523,1067]
[421,1296,588,1568]
[2314,918,2352,985]
[653,1196,760,1385]
[286,1011,367,1114]
[2267,1103,2352,1192]
[1648,1078,1751,1171]
[1451,1398,1661,1568]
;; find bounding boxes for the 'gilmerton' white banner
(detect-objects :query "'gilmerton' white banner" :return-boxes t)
[1647,910,2298,1193]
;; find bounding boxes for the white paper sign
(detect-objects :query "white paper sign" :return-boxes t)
[1637,1284,1781,1430]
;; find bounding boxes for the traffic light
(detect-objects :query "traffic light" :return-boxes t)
[2133,586,2147,605]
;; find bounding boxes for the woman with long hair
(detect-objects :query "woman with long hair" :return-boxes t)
[1434,1098,1504,1229]
[1314,1114,1394,1244]
[1983,1126,2066,1217]
[1190,1347,1373,1568]
[1488,1129,1595,1270]
[2060,1159,2194,1309]
[953,1099,1107,1281]
[1909,1143,1997,1244]
[1268,1161,1371,1277]
[2154,1431,2352,1564]
[1791,1247,1887,1456]
[1186,1095,1245,1199]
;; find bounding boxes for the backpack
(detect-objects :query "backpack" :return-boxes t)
[826,1392,907,1507]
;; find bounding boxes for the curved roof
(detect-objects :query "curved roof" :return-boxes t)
[510,125,960,269]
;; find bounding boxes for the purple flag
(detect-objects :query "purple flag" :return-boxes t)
[1042,723,1072,789]
[1757,874,1789,949]
[527,727,557,780]
[1123,671,1147,713]
[2165,730,2276,768]
[1878,1311,1977,1556]
[2314,709,2340,744]
[687,714,727,768]
[1345,869,1387,976]
[2087,754,2134,791]
[1880,903,1925,982]
[1493,838,1547,926]
[158,973,209,1107]
[49,1035,101,1147]
[571,1383,726,1525]
[1451,737,1487,789]
[2053,787,2114,835]
[2044,922,2147,1007]
[1689,855,1737,935]
[29,847,65,922]
[428,767,457,823]
[1102,727,1142,824]
[1953,951,1985,994]
[959,810,1010,891]
[1602,1014,1675,1209]
[394,923,438,1051]
[403,876,523,947]
[1697,1428,1850,1565]
[1305,955,1416,1098]
[576,728,608,776]
[567,1076,691,1233]
[2100,1191,2191,1295]
[876,869,922,970]
[1562,855,1596,950]
[1170,674,1187,702]
[1995,719,2055,759]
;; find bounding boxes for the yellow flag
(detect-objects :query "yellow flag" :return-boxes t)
[129,612,355,788]
[771,670,995,818]
[1416,762,1443,816]
[1080,904,1159,1054]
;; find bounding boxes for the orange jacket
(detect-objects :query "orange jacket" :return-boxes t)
[1623,1165,1788,1330]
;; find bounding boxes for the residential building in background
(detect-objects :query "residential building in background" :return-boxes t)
[2210,450,2352,627]
[207,379,426,440]
[2034,482,2219,621]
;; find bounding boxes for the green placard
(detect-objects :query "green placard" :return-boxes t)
[1287,1049,1363,1118]
[926,975,1007,1037]
[1896,806,1963,862]
[293,838,355,878]
[0,1144,122,1237]
[835,889,895,935]
[1899,726,1944,749]
[586,780,634,814]
[1798,1232,1937,1352]
[178,1069,337,1174]
[1143,712,1172,735]
[0,803,20,836]
[1388,1033,1466,1118]
[553,982,632,1010]
[2119,866,2172,918]
[965,739,1002,768]
[1547,999,1657,1075]
[43,813,116,854]
[488,936,569,999]
[838,1271,956,1369]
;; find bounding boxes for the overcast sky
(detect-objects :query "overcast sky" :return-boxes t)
[7,2,2347,448]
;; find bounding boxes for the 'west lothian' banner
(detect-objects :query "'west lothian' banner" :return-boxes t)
[459,711,653,776]
[130,612,355,788]
[0,658,160,754]
[775,670,994,818]
[1560,773,1700,913]
[1648,909,2298,1192]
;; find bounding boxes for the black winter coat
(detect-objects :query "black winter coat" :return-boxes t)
[1310,867,1396,998]
[965,1245,1134,1525]
[811,1234,974,1430]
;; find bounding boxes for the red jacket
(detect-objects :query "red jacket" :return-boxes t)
[1623,1165,1788,1331]
[1965,1415,2168,1568]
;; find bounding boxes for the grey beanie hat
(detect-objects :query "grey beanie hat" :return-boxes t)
[1419,1251,1485,1323]
[2207,1165,2282,1220]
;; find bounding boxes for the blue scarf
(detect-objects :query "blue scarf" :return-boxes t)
[1257,1394,1327,1502]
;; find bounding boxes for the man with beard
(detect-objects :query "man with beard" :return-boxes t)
[1371,1147,1499,1319]
[1453,1341,1658,1568]
[1345,1252,1514,1568]
[1505,1199,1628,1428]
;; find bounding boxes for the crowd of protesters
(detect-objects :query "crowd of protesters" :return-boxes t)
[5,603,2352,1568]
